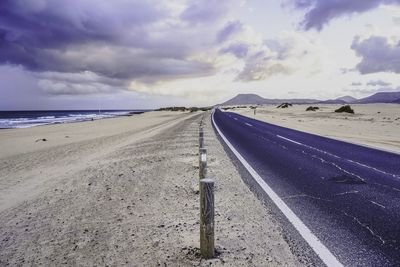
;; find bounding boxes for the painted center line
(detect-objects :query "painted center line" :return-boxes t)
[276,135,399,179]
[213,111,343,267]
[276,135,303,145]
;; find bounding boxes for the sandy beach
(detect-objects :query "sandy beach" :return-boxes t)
[0,111,304,266]
[230,104,400,154]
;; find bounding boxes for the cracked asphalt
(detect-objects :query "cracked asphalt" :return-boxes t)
[213,109,400,267]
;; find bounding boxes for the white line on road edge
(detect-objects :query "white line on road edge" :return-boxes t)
[212,111,343,267]
[245,122,253,127]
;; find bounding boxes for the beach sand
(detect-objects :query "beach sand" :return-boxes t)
[0,111,304,266]
[230,104,400,154]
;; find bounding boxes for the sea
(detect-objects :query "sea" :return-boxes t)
[0,110,149,129]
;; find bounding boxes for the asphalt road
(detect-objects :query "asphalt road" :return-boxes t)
[212,109,400,267]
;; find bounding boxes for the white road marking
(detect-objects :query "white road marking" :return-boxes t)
[347,159,400,179]
[245,122,253,127]
[370,200,386,209]
[277,135,341,159]
[276,135,303,145]
[276,135,399,180]
[212,111,343,267]
[234,118,238,121]
[335,190,359,196]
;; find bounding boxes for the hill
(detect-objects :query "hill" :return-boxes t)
[336,96,357,103]
[221,92,400,106]
[221,94,319,105]
[222,94,268,105]
[318,99,347,104]
[318,95,357,104]
[356,92,400,104]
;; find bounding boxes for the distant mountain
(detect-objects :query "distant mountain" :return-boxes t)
[318,99,347,104]
[221,93,320,106]
[220,91,400,106]
[222,94,267,105]
[318,95,357,104]
[356,92,400,104]
[277,99,320,104]
[336,96,357,103]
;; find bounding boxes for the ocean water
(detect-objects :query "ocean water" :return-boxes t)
[0,110,148,129]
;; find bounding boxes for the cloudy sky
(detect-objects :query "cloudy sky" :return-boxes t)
[1,0,400,110]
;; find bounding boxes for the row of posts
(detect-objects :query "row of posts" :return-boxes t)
[198,116,215,259]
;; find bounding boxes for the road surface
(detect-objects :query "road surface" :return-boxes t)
[212,109,400,267]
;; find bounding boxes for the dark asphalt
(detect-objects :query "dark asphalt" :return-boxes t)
[213,109,400,267]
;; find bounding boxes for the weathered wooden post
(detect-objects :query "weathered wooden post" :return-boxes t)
[200,178,215,258]
[199,148,207,179]
[199,127,204,149]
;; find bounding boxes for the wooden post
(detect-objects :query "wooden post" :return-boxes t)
[200,178,215,259]
[199,128,204,149]
[199,149,207,179]
[199,136,204,149]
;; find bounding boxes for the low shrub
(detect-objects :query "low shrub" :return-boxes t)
[306,106,319,111]
[156,106,212,112]
[277,103,292,108]
[335,105,354,114]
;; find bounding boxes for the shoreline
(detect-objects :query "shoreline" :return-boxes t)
[0,111,188,159]
[0,109,150,130]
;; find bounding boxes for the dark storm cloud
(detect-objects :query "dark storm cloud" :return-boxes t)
[35,71,128,95]
[0,65,184,110]
[351,36,400,74]
[180,0,232,24]
[0,0,223,95]
[0,0,163,49]
[288,0,400,30]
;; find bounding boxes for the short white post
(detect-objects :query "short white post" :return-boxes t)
[199,148,207,179]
